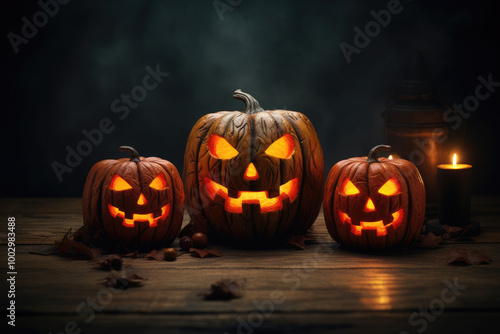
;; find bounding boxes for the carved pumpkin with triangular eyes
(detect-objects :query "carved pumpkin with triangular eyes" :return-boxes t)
[323,145,426,249]
[183,90,324,243]
[82,146,185,249]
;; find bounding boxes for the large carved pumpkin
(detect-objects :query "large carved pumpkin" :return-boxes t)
[323,145,425,249]
[183,90,324,243]
[82,146,184,249]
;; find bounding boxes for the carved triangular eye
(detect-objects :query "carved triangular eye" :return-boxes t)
[378,177,401,196]
[265,134,295,159]
[110,175,132,191]
[340,178,360,195]
[208,134,239,159]
[149,173,167,190]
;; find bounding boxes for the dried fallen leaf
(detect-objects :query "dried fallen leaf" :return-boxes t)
[103,265,146,289]
[144,248,166,261]
[203,279,245,300]
[442,225,464,240]
[189,248,222,258]
[93,255,123,270]
[122,250,140,258]
[447,248,492,265]
[413,232,443,248]
[424,220,444,236]
[55,231,103,259]
[285,234,311,250]
[443,222,480,240]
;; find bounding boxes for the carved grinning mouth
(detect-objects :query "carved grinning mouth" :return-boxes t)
[108,204,170,227]
[204,177,299,213]
[338,209,404,236]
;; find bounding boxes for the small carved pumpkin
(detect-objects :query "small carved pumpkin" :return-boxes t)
[183,90,324,243]
[82,146,184,249]
[323,145,425,249]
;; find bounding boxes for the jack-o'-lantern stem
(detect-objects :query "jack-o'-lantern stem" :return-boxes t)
[233,89,264,114]
[119,146,140,163]
[367,145,391,163]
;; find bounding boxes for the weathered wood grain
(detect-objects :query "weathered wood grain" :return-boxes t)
[15,312,500,334]
[0,197,499,333]
[9,255,499,314]
[1,198,499,245]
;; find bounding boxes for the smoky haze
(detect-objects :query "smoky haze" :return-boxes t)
[1,0,499,196]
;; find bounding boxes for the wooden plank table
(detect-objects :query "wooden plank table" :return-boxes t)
[1,197,499,334]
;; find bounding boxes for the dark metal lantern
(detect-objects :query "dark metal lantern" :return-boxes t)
[383,52,464,216]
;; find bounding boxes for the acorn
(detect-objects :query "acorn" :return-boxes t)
[164,248,177,261]
[179,236,193,251]
[192,233,209,249]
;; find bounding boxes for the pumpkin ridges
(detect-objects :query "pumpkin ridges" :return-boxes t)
[82,159,115,233]
[135,161,164,246]
[154,159,185,245]
[251,112,283,195]
[183,113,223,235]
[265,112,301,237]
[368,163,404,248]
[250,112,300,239]
[389,160,425,246]
[201,113,249,239]
[366,163,388,248]
[389,163,413,247]
[91,162,117,237]
[324,158,353,243]
[139,158,184,246]
[183,92,324,243]
[325,158,349,244]
[100,162,126,242]
[382,160,413,247]
[222,113,250,197]
[83,149,183,249]
[345,161,368,247]
[324,146,425,249]
[280,111,324,235]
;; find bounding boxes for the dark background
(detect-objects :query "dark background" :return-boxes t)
[1,0,499,197]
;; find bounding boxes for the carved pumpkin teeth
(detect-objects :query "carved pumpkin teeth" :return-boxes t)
[228,187,239,199]
[204,177,299,214]
[269,189,280,198]
[241,202,255,219]
[338,209,404,237]
[108,204,171,227]
[124,211,135,220]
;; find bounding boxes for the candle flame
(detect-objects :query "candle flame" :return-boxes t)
[452,154,457,166]
[388,155,393,160]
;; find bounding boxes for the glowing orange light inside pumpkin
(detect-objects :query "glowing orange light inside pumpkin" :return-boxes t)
[364,198,376,212]
[453,153,457,166]
[265,134,295,159]
[137,193,147,205]
[340,178,360,195]
[208,134,239,159]
[244,163,259,180]
[204,177,299,213]
[109,175,132,191]
[338,209,404,237]
[391,209,404,228]
[108,204,170,227]
[149,173,168,190]
[378,177,401,196]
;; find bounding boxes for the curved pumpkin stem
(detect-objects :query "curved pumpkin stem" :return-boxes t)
[233,89,264,114]
[119,146,140,163]
[367,145,391,163]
